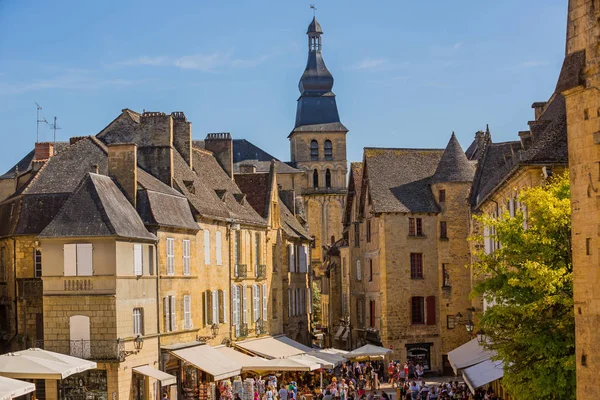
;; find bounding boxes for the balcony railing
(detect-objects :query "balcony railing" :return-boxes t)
[235,265,247,280]
[256,265,267,280]
[43,276,116,295]
[35,339,124,361]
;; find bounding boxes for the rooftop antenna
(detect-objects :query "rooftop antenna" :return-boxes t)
[49,116,61,146]
[35,102,48,143]
[310,4,317,17]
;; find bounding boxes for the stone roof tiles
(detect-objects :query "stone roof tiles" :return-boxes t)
[431,133,475,183]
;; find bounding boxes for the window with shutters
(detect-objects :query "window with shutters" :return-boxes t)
[216,231,223,266]
[164,296,176,332]
[354,224,360,247]
[133,308,144,335]
[288,244,295,273]
[63,244,93,276]
[410,253,423,279]
[232,286,240,333]
[212,290,218,326]
[440,221,448,240]
[203,291,211,326]
[442,264,450,287]
[234,231,241,276]
[254,233,260,276]
[262,283,268,321]
[369,300,376,327]
[242,285,248,324]
[134,244,143,276]
[184,295,192,329]
[356,259,362,281]
[252,285,260,322]
[34,249,42,278]
[426,296,436,325]
[166,238,174,275]
[411,297,425,324]
[183,240,191,275]
[204,230,211,266]
[438,189,446,203]
[299,245,308,273]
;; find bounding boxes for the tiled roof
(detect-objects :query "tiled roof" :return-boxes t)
[290,122,348,135]
[232,139,277,163]
[0,142,71,180]
[363,148,444,214]
[344,162,363,225]
[555,50,586,93]
[40,173,155,241]
[234,173,271,219]
[233,160,302,174]
[431,133,475,183]
[279,197,311,240]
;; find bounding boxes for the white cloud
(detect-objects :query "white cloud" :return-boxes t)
[349,58,388,71]
[453,42,463,49]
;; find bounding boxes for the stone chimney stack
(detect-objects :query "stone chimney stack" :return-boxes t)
[205,133,233,179]
[34,142,54,160]
[171,112,193,168]
[137,112,174,187]
[239,164,257,174]
[531,102,547,120]
[279,189,297,215]
[107,143,138,207]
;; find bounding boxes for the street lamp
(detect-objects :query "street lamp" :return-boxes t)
[476,330,486,345]
[134,335,144,351]
[465,320,474,333]
[211,323,220,337]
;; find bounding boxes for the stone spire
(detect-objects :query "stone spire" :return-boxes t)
[292,17,346,133]
[431,133,475,183]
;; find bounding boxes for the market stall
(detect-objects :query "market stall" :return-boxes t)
[0,377,35,400]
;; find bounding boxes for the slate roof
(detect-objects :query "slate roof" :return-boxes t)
[343,162,363,225]
[0,142,70,180]
[362,148,444,214]
[555,50,586,93]
[307,16,323,34]
[279,198,311,240]
[40,173,155,241]
[233,160,302,174]
[431,133,475,183]
[234,173,271,219]
[232,139,277,163]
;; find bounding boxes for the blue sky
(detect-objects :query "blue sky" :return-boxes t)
[0,0,568,171]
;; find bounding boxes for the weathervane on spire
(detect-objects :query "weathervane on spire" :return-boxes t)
[310,4,317,17]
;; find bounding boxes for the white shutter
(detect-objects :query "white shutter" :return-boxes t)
[288,289,292,317]
[509,198,515,217]
[183,240,190,276]
[223,289,228,323]
[298,246,306,273]
[356,260,361,281]
[288,244,294,272]
[242,285,248,323]
[253,285,260,322]
[170,295,176,331]
[307,287,313,313]
[262,284,267,321]
[204,230,211,265]
[184,295,191,329]
[76,244,93,276]
[166,238,174,275]
[204,291,209,326]
[303,245,309,273]
[134,244,143,276]
[232,286,238,327]
[164,297,170,332]
[483,226,491,254]
[64,244,77,276]
[216,231,222,266]
[212,290,218,325]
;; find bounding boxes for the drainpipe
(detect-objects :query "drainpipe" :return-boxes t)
[12,238,18,345]
[154,238,162,369]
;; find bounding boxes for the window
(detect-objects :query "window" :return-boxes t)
[369,300,376,327]
[183,240,190,275]
[0,247,5,282]
[272,290,278,319]
[313,169,319,188]
[440,221,448,240]
[408,218,423,236]
[442,264,450,287]
[63,244,93,276]
[411,297,425,324]
[410,253,423,278]
[586,238,591,255]
[232,285,241,333]
[133,308,144,335]
[242,285,248,324]
[148,246,154,275]
[299,245,308,273]
[255,233,261,275]
[324,140,333,160]
[216,231,223,265]
[426,296,436,325]
[234,231,241,276]
[134,244,143,276]
[34,249,42,278]
[354,224,360,247]
[438,189,446,203]
[447,315,456,329]
[262,283,268,321]
[272,245,278,272]
[325,169,332,189]
[366,219,372,243]
[368,259,373,282]
[356,259,362,281]
[164,295,176,332]
[310,140,319,160]
[204,230,211,266]
[166,238,174,275]
[69,315,91,358]
[288,244,295,272]
[357,297,365,327]
[252,285,260,322]
[218,289,227,323]
[184,295,192,329]
[211,290,218,326]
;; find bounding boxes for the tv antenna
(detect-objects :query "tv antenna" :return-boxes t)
[49,116,61,146]
[310,4,317,16]
[35,102,48,143]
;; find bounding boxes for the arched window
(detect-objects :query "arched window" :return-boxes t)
[310,140,319,161]
[326,169,332,189]
[313,169,319,188]
[324,140,333,160]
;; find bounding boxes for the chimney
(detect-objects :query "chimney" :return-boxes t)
[107,143,138,207]
[518,130,533,150]
[239,164,257,174]
[279,189,296,215]
[531,102,547,121]
[474,130,485,149]
[205,133,233,179]
[34,142,54,160]
[137,112,174,187]
[140,111,173,147]
[172,112,193,168]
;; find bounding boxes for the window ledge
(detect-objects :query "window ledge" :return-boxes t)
[408,235,427,239]
[410,276,424,280]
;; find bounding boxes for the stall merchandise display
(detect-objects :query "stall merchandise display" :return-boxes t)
[219,380,234,400]
[233,378,244,398]
[242,378,255,400]
[256,378,265,396]
[208,383,217,400]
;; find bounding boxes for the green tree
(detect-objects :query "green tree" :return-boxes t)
[311,281,322,324]
[471,173,574,399]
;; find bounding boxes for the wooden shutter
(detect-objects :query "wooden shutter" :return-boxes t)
[288,244,294,272]
[166,238,174,275]
[212,290,218,325]
[509,198,515,217]
[288,289,292,317]
[204,291,209,326]
[307,288,313,314]
[204,230,211,265]
[223,289,228,323]
[356,260,361,281]
[183,240,190,275]
[64,244,77,276]
[426,296,436,325]
[242,285,248,323]
[184,295,191,329]
[216,231,222,265]
[134,244,143,276]
[164,297,170,332]
[262,284,268,320]
[76,244,93,276]
[232,286,238,326]
[170,295,176,330]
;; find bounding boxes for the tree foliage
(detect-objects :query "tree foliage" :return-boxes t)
[312,281,322,324]
[471,173,574,400]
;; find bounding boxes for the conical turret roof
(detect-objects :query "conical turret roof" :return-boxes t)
[432,133,475,183]
[307,17,323,34]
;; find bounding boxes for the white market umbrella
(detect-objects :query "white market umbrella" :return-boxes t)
[0,348,97,380]
[0,376,35,400]
[343,344,392,360]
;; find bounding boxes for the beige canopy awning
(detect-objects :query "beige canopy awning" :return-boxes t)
[234,335,311,359]
[133,366,176,386]
[0,348,97,380]
[289,354,333,370]
[448,338,496,374]
[0,376,36,400]
[311,350,345,367]
[215,347,311,372]
[343,344,391,360]
[170,344,241,381]
[462,359,504,394]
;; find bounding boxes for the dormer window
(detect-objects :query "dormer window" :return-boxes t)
[324,140,333,160]
[310,140,319,161]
